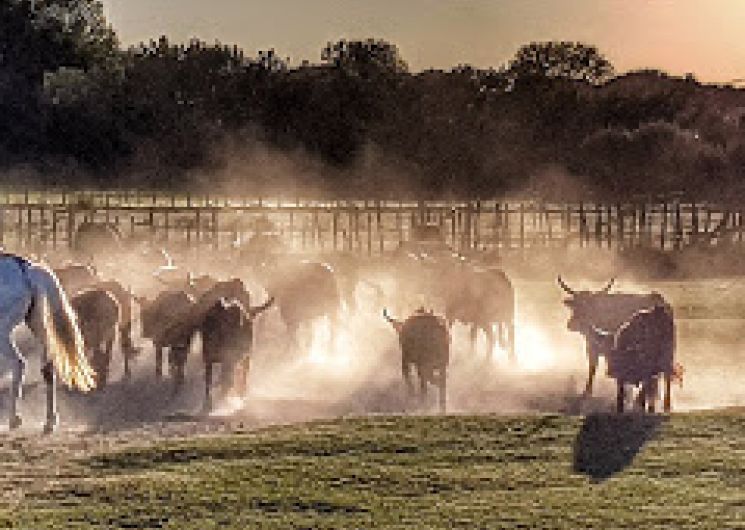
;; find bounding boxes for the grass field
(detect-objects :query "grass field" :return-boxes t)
[2,412,745,529]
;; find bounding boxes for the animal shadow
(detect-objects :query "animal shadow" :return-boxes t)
[573,413,666,482]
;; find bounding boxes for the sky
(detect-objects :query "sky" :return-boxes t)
[102,0,745,83]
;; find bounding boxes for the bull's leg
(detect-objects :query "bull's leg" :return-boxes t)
[99,345,111,388]
[616,380,625,413]
[105,338,115,385]
[121,323,133,381]
[469,325,478,355]
[219,360,236,399]
[646,377,659,414]
[417,366,429,407]
[170,347,186,396]
[438,368,447,414]
[635,383,646,412]
[484,325,495,359]
[583,352,599,398]
[507,320,516,364]
[287,322,300,355]
[203,362,213,414]
[664,372,672,413]
[155,346,164,380]
[402,359,415,398]
[236,357,250,398]
[91,347,108,389]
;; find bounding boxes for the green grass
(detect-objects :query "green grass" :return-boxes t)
[4,413,745,529]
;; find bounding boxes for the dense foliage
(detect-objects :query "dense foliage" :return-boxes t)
[2,1,744,198]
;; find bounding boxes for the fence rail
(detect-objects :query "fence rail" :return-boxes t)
[0,189,743,256]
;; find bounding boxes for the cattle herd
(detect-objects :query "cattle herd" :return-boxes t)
[0,223,685,432]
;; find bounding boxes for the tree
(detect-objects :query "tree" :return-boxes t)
[321,38,408,78]
[506,41,614,86]
[1,0,118,81]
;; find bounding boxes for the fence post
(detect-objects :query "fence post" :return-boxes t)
[367,207,372,256]
[68,209,76,250]
[519,202,525,251]
[332,208,338,251]
[211,208,218,250]
[661,201,668,250]
[675,202,683,250]
[691,202,699,244]
[376,200,383,255]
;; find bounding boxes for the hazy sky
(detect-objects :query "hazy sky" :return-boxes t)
[102,0,745,82]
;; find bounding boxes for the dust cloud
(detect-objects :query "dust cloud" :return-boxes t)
[0,232,744,437]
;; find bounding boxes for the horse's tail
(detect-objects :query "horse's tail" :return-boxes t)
[38,271,96,392]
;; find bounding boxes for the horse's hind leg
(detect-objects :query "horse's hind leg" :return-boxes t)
[25,305,56,432]
[1,337,25,430]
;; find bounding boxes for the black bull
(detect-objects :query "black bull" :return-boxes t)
[595,304,676,413]
[384,308,450,412]
[559,277,678,412]
[200,296,274,413]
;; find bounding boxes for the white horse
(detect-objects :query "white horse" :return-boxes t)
[0,254,96,433]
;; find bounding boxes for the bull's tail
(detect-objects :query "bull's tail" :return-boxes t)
[37,270,96,392]
[383,308,402,332]
[249,296,275,319]
[671,362,685,387]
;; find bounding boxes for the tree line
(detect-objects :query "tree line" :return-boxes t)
[2,0,745,199]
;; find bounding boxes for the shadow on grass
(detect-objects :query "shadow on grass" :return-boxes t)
[573,413,667,482]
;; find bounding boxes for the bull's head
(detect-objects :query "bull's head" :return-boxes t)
[558,276,614,333]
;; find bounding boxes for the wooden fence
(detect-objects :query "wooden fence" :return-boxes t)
[0,189,743,256]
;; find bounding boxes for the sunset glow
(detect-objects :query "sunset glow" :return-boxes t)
[103,0,745,83]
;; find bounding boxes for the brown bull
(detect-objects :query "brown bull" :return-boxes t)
[71,289,120,388]
[55,264,137,379]
[137,290,196,393]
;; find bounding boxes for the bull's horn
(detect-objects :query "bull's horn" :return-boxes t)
[591,325,613,337]
[600,278,615,293]
[557,276,576,295]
